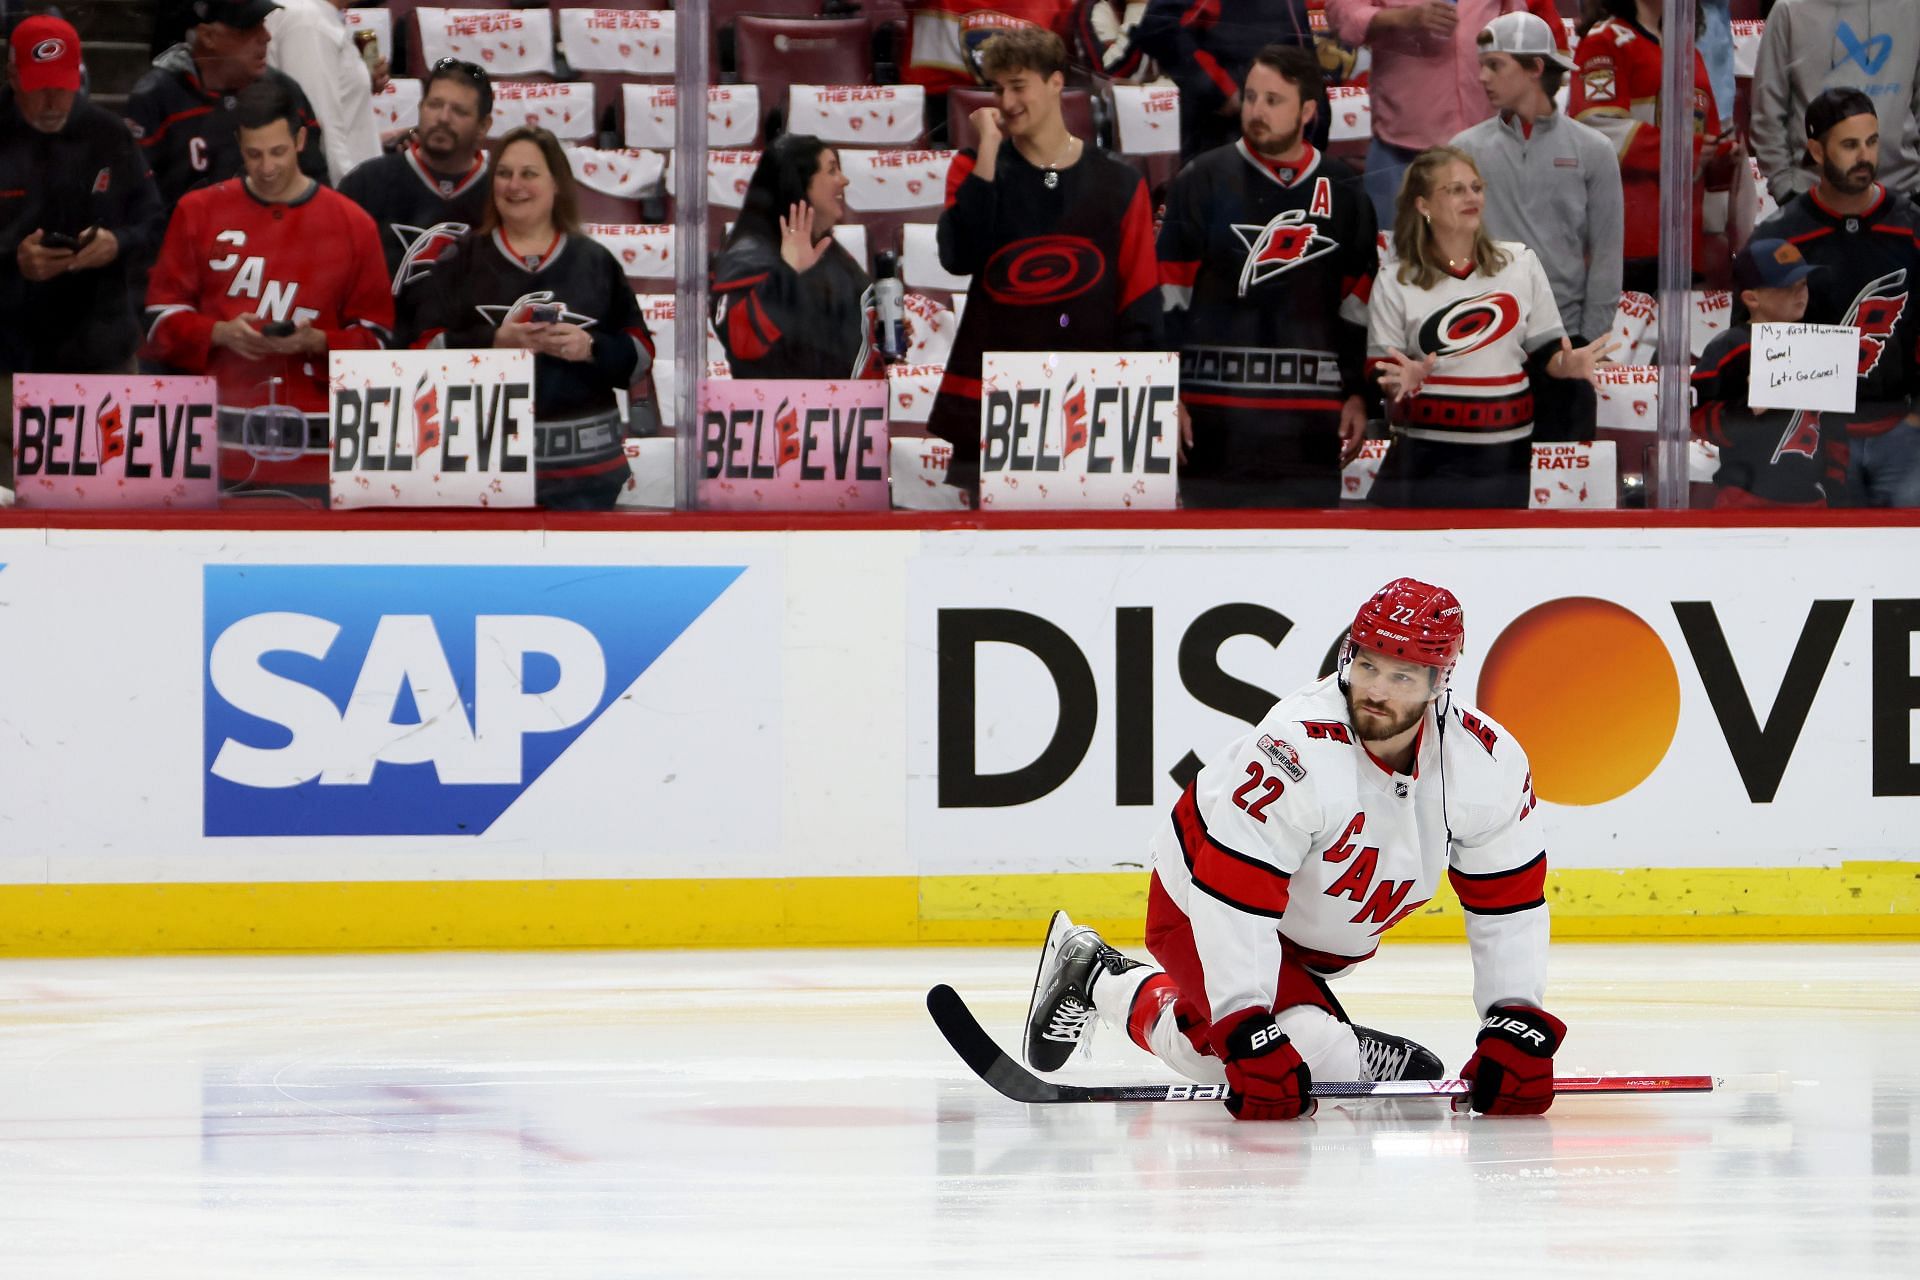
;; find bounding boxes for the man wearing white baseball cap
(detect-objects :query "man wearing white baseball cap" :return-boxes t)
[1450,11,1621,443]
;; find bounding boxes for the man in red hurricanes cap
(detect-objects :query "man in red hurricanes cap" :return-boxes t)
[0,14,166,484]
[1024,577,1565,1120]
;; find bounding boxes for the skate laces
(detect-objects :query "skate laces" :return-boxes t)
[1359,1034,1413,1082]
[1042,996,1095,1045]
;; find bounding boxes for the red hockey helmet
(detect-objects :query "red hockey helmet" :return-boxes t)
[1344,577,1466,687]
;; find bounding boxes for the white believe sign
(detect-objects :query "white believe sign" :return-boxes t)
[1749,322,1858,413]
[978,351,1179,509]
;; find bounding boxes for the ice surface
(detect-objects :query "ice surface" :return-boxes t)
[0,943,1914,1277]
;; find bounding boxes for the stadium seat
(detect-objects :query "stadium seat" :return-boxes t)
[946,87,1097,153]
[731,16,873,130]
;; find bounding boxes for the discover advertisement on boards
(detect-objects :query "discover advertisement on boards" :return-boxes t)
[905,529,1919,875]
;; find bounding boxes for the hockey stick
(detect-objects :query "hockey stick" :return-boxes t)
[928,984,1771,1105]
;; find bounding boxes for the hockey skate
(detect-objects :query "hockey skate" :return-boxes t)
[1353,1024,1443,1082]
[1024,910,1145,1073]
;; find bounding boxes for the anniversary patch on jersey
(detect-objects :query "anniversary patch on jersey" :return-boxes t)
[1417,291,1522,359]
[1257,734,1308,781]
[1231,209,1338,296]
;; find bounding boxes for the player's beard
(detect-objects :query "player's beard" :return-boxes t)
[1347,689,1425,742]
[1823,152,1877,196]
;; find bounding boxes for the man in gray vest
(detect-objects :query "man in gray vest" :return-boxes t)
[1451,12,1622,442]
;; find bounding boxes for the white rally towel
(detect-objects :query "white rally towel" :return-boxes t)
[840,149,953,213]
[557,8,673,76]
[414,9,556,78]
[566,145,665,197]
[490,82,597,141]
[787,84,926,146]
[623,84,760,150]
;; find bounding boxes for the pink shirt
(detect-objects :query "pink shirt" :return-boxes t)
[1327,0,1567,151]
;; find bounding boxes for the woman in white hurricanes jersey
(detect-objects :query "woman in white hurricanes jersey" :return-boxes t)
[1024,578,1567,1121]
[1366,147,1617,508]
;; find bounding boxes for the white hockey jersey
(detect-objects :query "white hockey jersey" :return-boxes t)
[1148,673,1548,1026]
[1366,241,1565,445]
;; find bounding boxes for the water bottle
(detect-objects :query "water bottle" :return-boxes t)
[874,250,907,360]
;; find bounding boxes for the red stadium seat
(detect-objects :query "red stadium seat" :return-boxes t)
[946,87,1097,153]
[731,16,874,131]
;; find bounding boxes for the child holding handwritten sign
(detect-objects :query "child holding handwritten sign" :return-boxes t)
[1690,239,1838,507]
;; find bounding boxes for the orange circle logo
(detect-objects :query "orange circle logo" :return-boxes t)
[1476,598,1679,806]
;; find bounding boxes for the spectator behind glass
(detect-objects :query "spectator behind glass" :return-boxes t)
[1754,89,1920,507]
[1690,238,1838,507]
[410,127,655,511]
[925,27,1163,501]
[1751,0,1919,204]
[1326,0,1569,230]
[338,58,494,335]
[265,0,386,184]
[711,135,881,381]
[1451,12,1622,442]
[142,77,392,502]
[1156,43,1376,508]
[1,16,165,386]
[1367,147,1616,508]
[126,0,330,212]
[1131,0,1314,163]
[1571,0,1737,295]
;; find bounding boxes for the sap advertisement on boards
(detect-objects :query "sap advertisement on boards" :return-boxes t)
[904,528,1920,875]
[0,536,785,881]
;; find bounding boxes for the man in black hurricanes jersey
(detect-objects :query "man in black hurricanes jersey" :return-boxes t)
[338,58,493,333]
[1157,43,1375,508]
[927,26,1162,501]
[1754,88,1920,507]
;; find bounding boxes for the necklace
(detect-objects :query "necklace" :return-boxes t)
[1039,136,1077,189]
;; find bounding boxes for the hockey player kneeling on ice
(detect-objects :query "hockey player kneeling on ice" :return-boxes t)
[1026,577,1564,1119]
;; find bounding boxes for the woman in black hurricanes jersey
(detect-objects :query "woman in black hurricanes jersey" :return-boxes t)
[410,126,653,510]
[709,134,880,381]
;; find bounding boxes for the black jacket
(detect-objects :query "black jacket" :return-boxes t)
[0,93,165,372]
[124,44,328,213]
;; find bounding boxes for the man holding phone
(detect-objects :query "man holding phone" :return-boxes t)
[143,77,391,500]
[0,15,165,485]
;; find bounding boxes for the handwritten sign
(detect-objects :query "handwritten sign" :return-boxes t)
[11,374,220,508]
[328,349,537,509]
[697,379,890,511]
[979,352,1179,509]
[1750,323,1859,413]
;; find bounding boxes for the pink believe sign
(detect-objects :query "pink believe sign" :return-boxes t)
[11,374,220,508]
[697,378,890,511]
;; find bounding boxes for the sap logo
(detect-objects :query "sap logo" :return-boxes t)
[203,565,743,837]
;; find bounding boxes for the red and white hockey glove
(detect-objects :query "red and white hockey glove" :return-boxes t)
[1211,1008,1316,1121]
[1455,1002,1567,1115]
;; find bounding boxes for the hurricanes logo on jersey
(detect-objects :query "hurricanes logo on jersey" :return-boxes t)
[476,290,599,328]
[1231,210,1338,296]
[1417,291,1522,359]
[390,221,470,295]
[1840,270,1907,377]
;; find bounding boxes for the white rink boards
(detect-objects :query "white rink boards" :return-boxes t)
[1,942,1915,1277]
